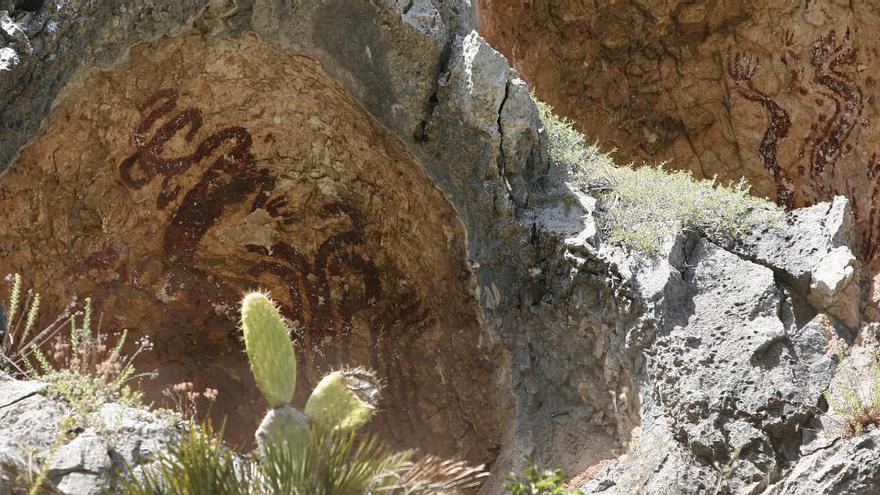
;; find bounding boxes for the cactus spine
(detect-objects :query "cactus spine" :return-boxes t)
[241,292,296,408]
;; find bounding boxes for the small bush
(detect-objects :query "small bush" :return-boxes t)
[111,421,250,495]
[27,296,152,419]
[504,459,584,495]
[115,421,486,495]
[2,276,152,421]
[1,273,55,374]
[537,100,783,255]
[823,354,880,437]
[161,381,218,423]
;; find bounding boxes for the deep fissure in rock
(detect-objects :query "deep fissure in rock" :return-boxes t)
[0,32,507,462]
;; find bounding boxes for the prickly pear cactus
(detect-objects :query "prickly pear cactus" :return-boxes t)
[240,291,382,446]
[256,404,309,445]
[305,369,380,431]
[241,292,296,409]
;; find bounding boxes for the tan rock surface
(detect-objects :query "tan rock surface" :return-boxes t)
[479,0,880,265]
[0,31,505,460]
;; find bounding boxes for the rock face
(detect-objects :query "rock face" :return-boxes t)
[0,27,504,459]
[478,0,880,265]
[1,1,880,494]
[0,375,177,495]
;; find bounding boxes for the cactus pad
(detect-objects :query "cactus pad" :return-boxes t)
[305,368,380,431]
[241,292,296,408]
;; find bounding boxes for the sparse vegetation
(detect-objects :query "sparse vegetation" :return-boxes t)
[504,459,584,495]
[823,353,880,437]
[113,291,487,495]
[111,421,250,495]
[161,380,219,423]
[1,273,61,375]
[3,276,151,415]
[0,276,158,493]
[537,100,783,255]
[24,295,151,421]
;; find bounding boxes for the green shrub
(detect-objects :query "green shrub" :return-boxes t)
[1,273,47,374]
[1,276,151,420]
[537,100,783,255]
[110,421,249,495]
[823,354,880,437]
[255,423,402,495]
[504,459,584,495]
[115,420,486,495]
[25,296,151,420]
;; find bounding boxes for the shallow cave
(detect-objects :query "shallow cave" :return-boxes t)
[0,32,508,463]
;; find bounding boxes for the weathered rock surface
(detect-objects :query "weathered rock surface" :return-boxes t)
[526,192,863,493]
[0,29,505,458]
[1,1,880,494]
[768,430,880,495]
[478,0,880,266]
[0,375,177,495]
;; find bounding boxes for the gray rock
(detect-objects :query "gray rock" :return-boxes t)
[0,375,45,407]
[0,378,178,494]
[55,473,103,495]
[807,246,861,329]
[500,77,546,206]
[0,11,27,48]
[564,195,861,493]
[452,31,508,136]
[0,46,18,71]
[768,431,880,494]
[727,196,854,290]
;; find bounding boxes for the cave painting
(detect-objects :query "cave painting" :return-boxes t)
[117,88,274,299]
[115,85,432,407]
[0,32,503,462]
[726,28,879,259]
[479,3,880,266]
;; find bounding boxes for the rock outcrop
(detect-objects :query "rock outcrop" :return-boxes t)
[478,0,880,267]
[0,1,879,494]
[0,375,177,495]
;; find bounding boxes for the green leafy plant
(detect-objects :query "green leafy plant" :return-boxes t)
[504,459,584,495]
[823,353,880,437]
[537,100,783,255]
[111,421,250,495]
